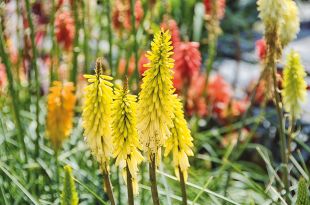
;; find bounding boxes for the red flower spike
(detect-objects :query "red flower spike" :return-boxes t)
[55,11,75,51]
[160,19,181,48]
[204,0,226,20]
[112,0,144,31]
[138,52,149,76]
[219,99,249,120]
[207,74,232,115]
[118,56,135,76]
[173,42,202,90]
[0,64,7,90]
[186,74,208,116]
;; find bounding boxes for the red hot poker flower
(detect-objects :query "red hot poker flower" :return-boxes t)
[173,42,202,90]
[160,18,181,48]
[207,74,232,115]
[55,11,75,51]
[0,64,7,91]
[112,0,144,31]
[138,51,149,76]
[204,0,226,20]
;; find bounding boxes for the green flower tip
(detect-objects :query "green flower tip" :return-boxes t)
[296,177,310,205]
[61,165,79,205]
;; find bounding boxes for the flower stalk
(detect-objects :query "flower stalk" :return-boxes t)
[71,0,80,85]
[149,153,160,205]
[179,166,187,205]
[50,0,57,82]
[55,150,60,197]
[205,0,222,82]
[105,0,113,76]
[103,166,116,205]
[126,163,134,205]
[24,0,41,158]
[0,24,28,162]
[268,27,290,203]
[129,0,139,85]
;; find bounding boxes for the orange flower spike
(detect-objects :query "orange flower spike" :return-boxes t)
[46,81,76,151]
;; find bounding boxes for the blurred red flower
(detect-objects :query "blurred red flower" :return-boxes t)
[204,0,226,20]
[0,64,7,90]
[35,30,46,45]
[256,38,267,62]
[161,18,180,48]
[138,52,149,76]
[187,74,240,119]
[55,11,75,51]
[173,42,202,91]
[112,0,144,31]
[187,74,207,116]
[207,74,232,115]
[118,56,135,76]
[219,99,248,120]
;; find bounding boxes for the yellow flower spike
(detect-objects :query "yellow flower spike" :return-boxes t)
[257,0,300,49]
[137,29,175,161]
[257,0,287,30]
[280,0,300,47]
[164,95,194,182]
[282,50,307,119]
[112,79,143,195]
[82,57,114,169]
[46,81,76,151]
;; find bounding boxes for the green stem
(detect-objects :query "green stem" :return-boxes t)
[205,0,219,83]
[15,0,22,85]
[178,167,187,205]
[55,150,60,196]
[71,0,80,84]
[117,168,122,205]
[24,0,40,159]
[50,0,56,82]
[223,171,231,205]
[206,39,217,78]
[103,166,116,205]
[126,163,134,205]
[288,115,295,156]
[129,0,139,88]
[140,163,146,205]
[0,24,28,162]
[82,0,89,74]
[106,0,113,76]
[267,26,290,203]
[272,65,290,202]
[149,154,160,205]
